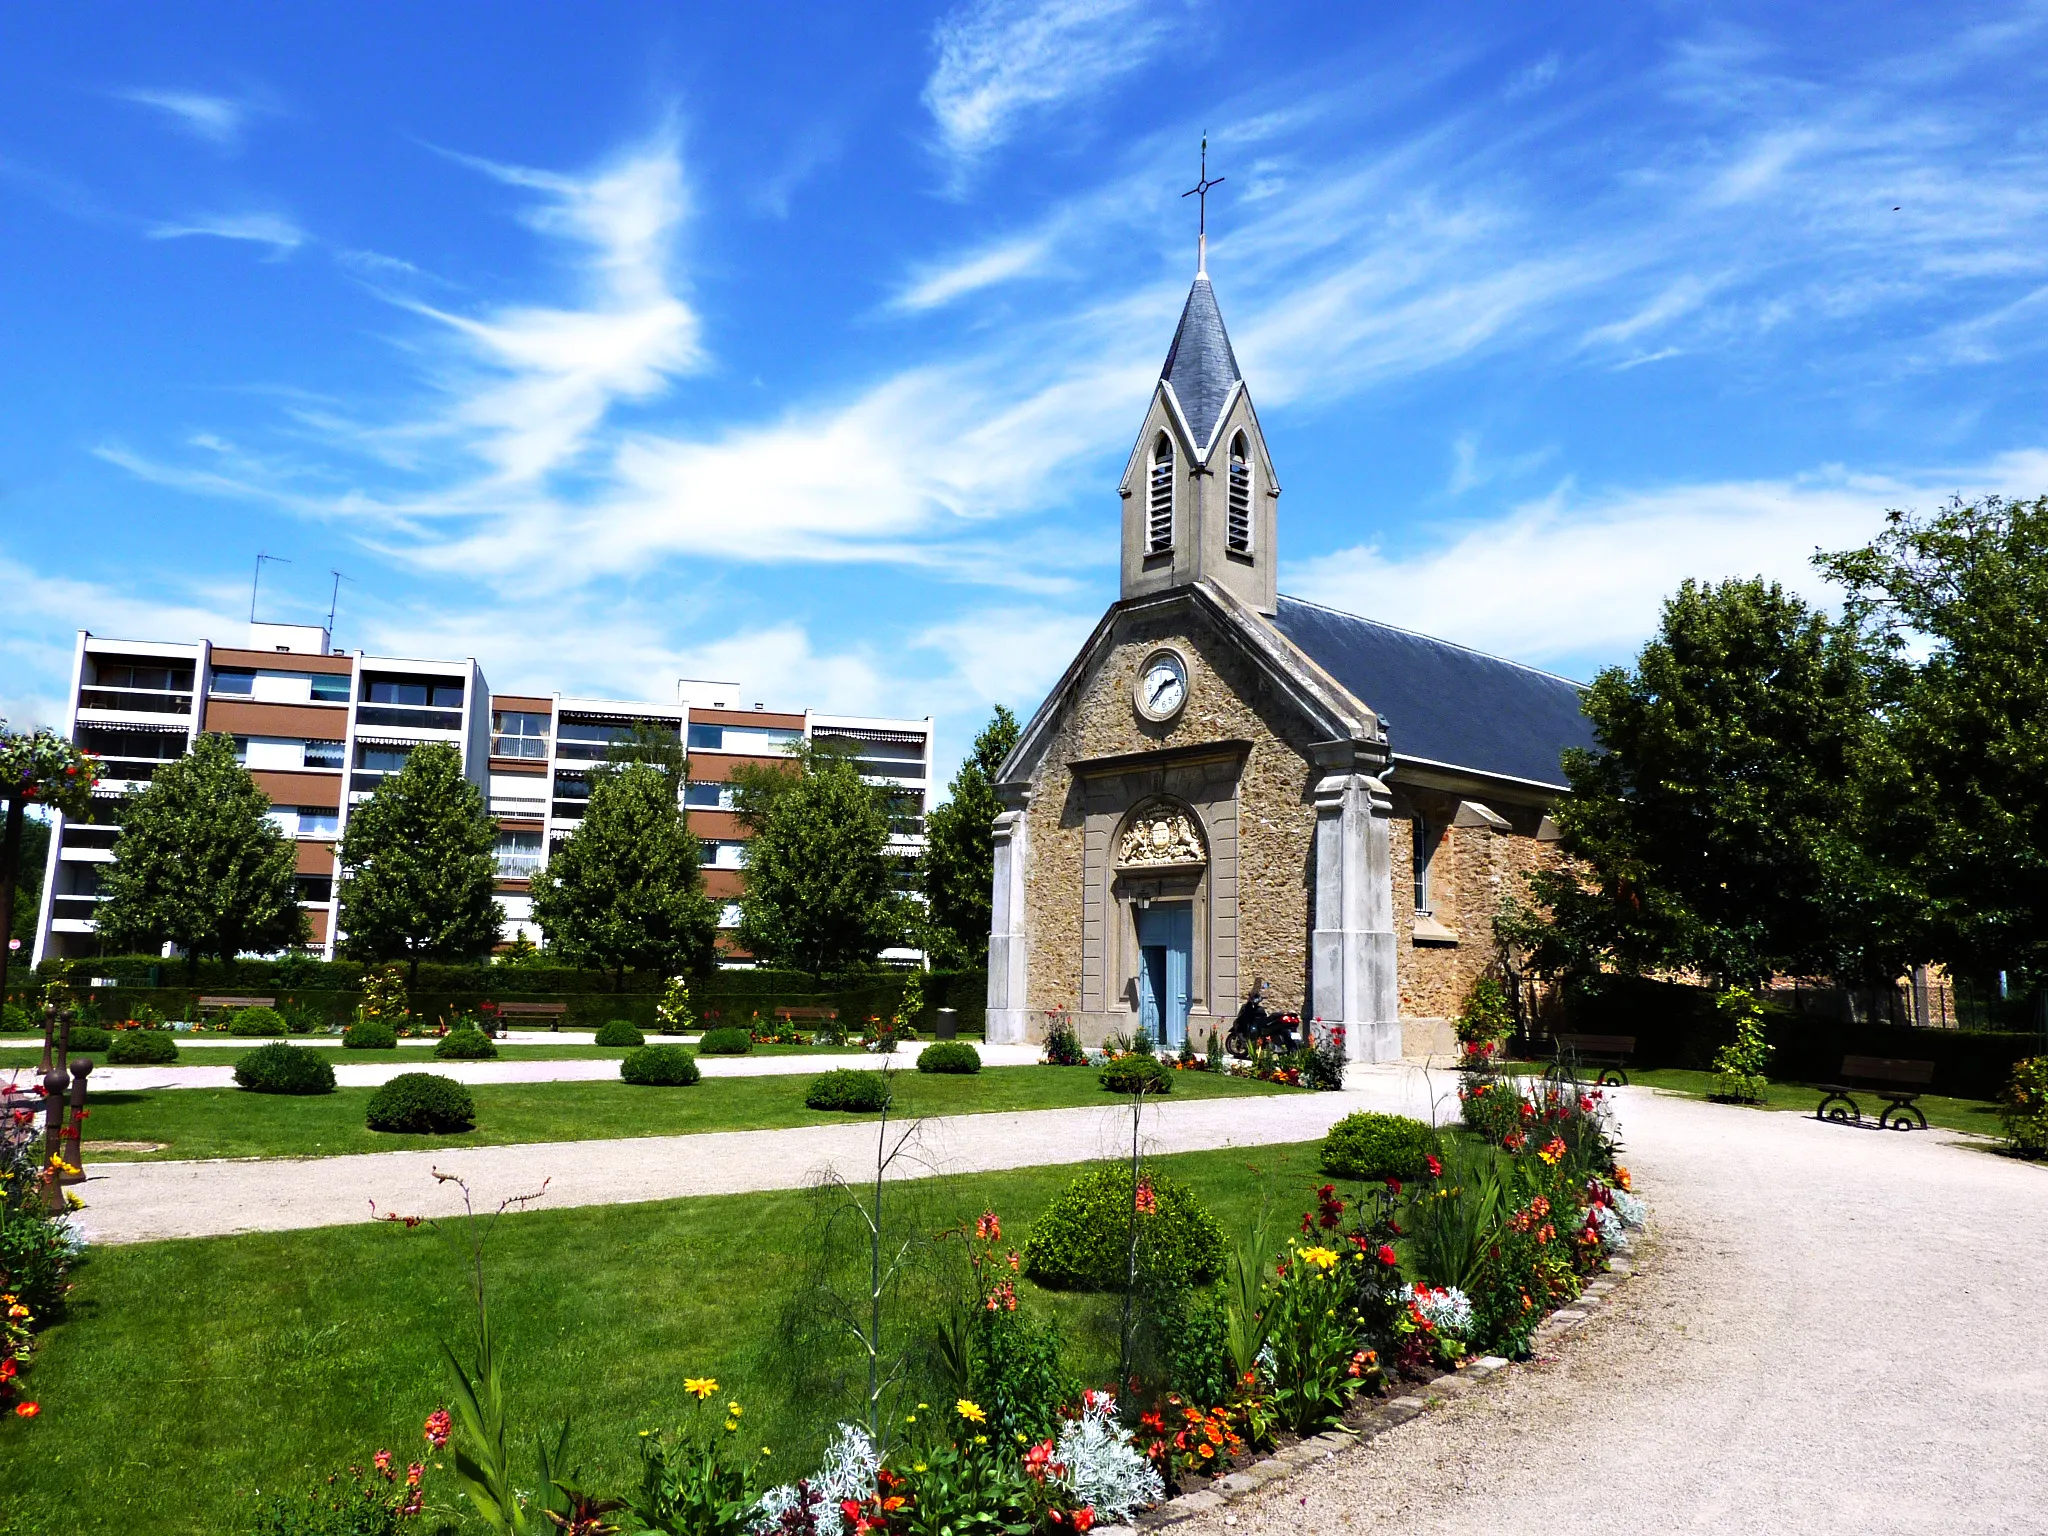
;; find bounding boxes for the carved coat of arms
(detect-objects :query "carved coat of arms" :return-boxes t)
[1116,809,1206,867]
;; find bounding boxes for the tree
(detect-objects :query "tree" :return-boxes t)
[0,726,100,1002]
[336,742,500,986]
[1502,578,1912,988]
[1818,494,2048,988]
[600,720,687,795]
[530,761,718,987]
[733,742,902,975]
[95,732,307,975]
[921,706,1019,969]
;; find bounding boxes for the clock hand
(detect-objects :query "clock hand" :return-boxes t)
[1149,675,1173,704]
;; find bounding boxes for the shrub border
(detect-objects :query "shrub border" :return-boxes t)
[1127,1243,1648,1532]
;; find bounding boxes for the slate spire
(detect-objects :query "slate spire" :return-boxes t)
[1159,274,1243,453]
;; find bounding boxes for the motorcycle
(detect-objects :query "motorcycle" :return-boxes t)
[1224,981,1300,1059]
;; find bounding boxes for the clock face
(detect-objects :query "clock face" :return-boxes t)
[1137,651,1189,720]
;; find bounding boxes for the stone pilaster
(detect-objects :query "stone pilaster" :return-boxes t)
[1309,753,1400,1063]
[985,789,1034,1044]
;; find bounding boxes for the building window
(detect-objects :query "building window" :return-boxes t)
[303,740,345,770]
[211,668,256,696]
[296,807,340,838]
[310,673,351,703]
[492,711,551,759]
[1227,433,1252,553]
[364,675,465,708]
[700,839,747,869]
[1412,817,1434,914]
[294,873,333,904]
[354,742,415,774]
[685,781,735,809]
[1147,433,1174,553]
[494,830,543,879]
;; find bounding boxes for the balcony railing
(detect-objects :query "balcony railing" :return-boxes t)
[491,736,549,759]
[356,705,463,731]
[495,854,544,879]
[78,687,193,716]
[489,795,548,818]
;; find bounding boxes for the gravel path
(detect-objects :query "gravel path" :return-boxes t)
[1175,1092,2048,1536]
[39,1042,1047,1091]
[69,1066,1443,1245]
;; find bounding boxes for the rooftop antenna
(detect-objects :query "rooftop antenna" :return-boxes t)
[1182,133,1224,279]
[250,552,292,623]
[324,570,350,649]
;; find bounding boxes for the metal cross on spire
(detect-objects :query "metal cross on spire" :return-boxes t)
[1182,134,1224,278]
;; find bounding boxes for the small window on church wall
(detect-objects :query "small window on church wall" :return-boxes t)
[1412,817,1434,913]
[1148,434,1174,552]
[1227,433,1252,553]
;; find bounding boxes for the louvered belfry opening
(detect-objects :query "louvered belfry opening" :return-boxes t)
[1227,432,1252,552]
[1148,432,1175,552]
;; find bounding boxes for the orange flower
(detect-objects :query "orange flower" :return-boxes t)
[14,1402,38,1419]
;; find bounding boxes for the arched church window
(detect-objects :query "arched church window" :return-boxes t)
[1227,433,1252,553]
[1147,433,1174,553]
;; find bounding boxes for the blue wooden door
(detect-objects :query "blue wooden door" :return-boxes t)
[1136,904,1193,1048]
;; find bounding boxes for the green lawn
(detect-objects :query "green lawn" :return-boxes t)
[76,1065,1295,1162]
[0,1140,1334,1536]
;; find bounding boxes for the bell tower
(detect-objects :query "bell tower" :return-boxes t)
[1118,153,1279,615]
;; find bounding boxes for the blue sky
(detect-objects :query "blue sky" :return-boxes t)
[3,2,2046,782]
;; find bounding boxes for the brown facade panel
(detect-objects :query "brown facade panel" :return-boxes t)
[250,770,343,808]
[489,758,549,776]
[200,699,349,739]
[305,907,331,942]
[491,695,554,713]
[700,868,744,901]
[294,841,337,875]
[211,648,355,674]
[494,817,544,832]
[686,754,792,784]
[689,707,805,729]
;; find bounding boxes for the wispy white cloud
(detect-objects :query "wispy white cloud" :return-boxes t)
[894,231,1055,311]
[117,87,258,146]
[1286,448,2048,670]
[148,211,305,255]
[924,0,1179,172]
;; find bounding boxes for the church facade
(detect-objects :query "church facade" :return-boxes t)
[984,267,1595,1062]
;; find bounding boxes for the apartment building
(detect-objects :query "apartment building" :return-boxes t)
[33,626,935,966]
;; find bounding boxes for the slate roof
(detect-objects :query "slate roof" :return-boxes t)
[1160,276,1242,452]
[1270,596,1596,789]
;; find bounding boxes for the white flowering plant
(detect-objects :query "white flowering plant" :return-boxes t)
[1054,1392,1163,1522]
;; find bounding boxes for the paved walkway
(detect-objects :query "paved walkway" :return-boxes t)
[1179,1092,2048,1536]
[38,1042,1047,1091]
[69,1067,1446,1244]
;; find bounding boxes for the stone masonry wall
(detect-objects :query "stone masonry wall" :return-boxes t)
[1391,799,1565,1020]
[1023,603,1320,1035]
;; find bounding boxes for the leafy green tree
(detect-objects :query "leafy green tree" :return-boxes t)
[1818,494,2048,987]
[0,725,98,1003]
[1502,577,1912,987]
[733,742,902,975]
[921,706,1019,969]
[336,742,500,986]
[530,761,717,987]
[95,732,307,975]
[600,719,687,794]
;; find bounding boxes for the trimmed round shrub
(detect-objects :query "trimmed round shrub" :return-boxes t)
[594,1018,646,1049]
[365,1073,475,1134]
[1099,1055,1172,1096]
[1319,1111,1434,1183]
[228,1005,287,1038]
[1021,1166,1227,1292]
[917,1041,981,1075]
[343,1017,398,1050]
[806,1069,890,1112]
[107,1029,179,1065]
[621,1044,701,1086]
[698,1026,753,1055]
[234,1042,337,1095]
[435,1027,499,1060]
[67,1025,113,1053]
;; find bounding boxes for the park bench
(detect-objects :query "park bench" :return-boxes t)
[491,1001,568,1032]
[1816,1055,1935,1131]
[197,995,275,1015]
[1552,1033,1636,1086]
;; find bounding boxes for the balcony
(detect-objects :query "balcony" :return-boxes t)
[495,854,544,880]
[356,704,463,731]
[489,795,548,818]
[491,735,549,760]
[77,686,194,716]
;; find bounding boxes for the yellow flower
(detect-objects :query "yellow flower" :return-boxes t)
[725,1419,739,1433]
[973,1435,988,1445]
[728,1402,744,1418]
[955,1399,986,1424]
[914,1463,929,1474]
[684,1378,719,1400]
[762,1447,772,1457]
[1299,1245,1340,1271]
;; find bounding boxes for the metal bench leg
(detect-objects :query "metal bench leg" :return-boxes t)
[1878,1097,1927,1132]
[1597,1066,1629,1087]
[1816,1091,1860,1126]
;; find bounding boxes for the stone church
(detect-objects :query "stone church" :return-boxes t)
[984,262,1595,1063]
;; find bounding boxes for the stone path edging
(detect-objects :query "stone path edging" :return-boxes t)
[1121,1246,1643,1534]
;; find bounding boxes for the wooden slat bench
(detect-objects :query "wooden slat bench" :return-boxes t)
[1553,1033,1637,1086]
[1816,1055,1935,1131]
[197,995,275,1014]
[491,1001,568,1032]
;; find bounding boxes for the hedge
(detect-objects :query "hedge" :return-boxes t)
[1021,1166,1226,1292]
[107,1030,178,1065]
[806,1069,890,1112]
[1319,1111,1434,1182]
[366,1073,475,1133]
[917,1041,981,1074]
[1559,974,2042,1098]
[234,1043,337,1095]
[621,1045,701,1086]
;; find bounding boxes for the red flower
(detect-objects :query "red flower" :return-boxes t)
[1425,1154,1443,1178]
[1384,1176,1402,1195]
[1134,1180,1157,1215]
[976,1210,1002,1242]
[0,1358,15,1382]
[423,1408,452,1448]
[1074,1509,1096,1533]
[1376,1244,1398,1267]
[14,1402,38,1418]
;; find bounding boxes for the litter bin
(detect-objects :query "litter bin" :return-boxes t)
[934,1008,959,1040]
